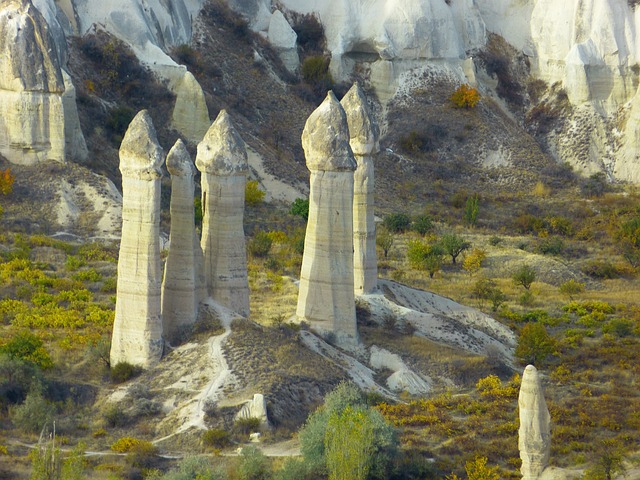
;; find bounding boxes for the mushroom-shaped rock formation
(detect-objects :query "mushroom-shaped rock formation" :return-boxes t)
[196,110,250,317]
[519,365,552,480]
[161,139,201,343]
[0,0,66,165]
[110,110,164,368]
[297,91,358,345]
[171,71,210,144]
[341,83,380,295]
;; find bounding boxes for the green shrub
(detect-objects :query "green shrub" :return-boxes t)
[150,456,223,480]
[0,330,53,369]
[512,264,536,290]
[238,446,271,480]
[399,131,425,153]
[412,215,434,235]
[10,382,55,433]
[110,362,141,383]
[602,318,635,337]
[407,240,444,278]
[582,260,620,279]
[72,268,103,282]
[290,198,309,221]
[301,55,333,95]
[515,322,555,366]
[276,458,312,480]
[0,354,41,407]
[65,255,86,271]
[106,106,135,138]
[559,279,585,300]
[383,213,411,233]
[102,404,128,428]
[202,429,231,449]
[234,417,262,435]
[536,237,565,256]
[440,233,471,264]
[464,194,480,227]
[245,180,266,207]
[248,231,273,258]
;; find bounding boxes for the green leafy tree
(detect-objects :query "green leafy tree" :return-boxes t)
[238,446,271,480]
[512,264,536,290]
[245,180,265,207]
[0,331,53,370]
[10,382,55,434]
[383,213,411,233]
[515,322,556,366]
[412,214,434,235]
[559,279,585,300]
[464,194,479,227]
[325,405,375,480]
[582,439,627,480]
[440,233,471,264]
[376,227,394,258]
[407,239,444,278]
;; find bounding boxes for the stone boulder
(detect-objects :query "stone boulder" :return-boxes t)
[235,393,270,427]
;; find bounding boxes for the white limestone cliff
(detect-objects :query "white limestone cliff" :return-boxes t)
[61,69,88,162]
[519,364,551,480]
[296,91,358,345]
[162,139,200,343]
[171,71,210,144]
[341,83,379,296]
[196,110,251,318]
[110,110,164,368]
[0,0,66,165]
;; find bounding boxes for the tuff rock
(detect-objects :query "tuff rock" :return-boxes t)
[110,110,164,368]
[297,91,358,345]
[519,364,551,480]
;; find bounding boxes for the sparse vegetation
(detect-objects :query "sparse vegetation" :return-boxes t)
[450,84,481,109]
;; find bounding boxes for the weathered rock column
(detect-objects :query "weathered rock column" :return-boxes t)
[341,83,379,295]
[196,110,250,317]
[296,91,358,344]
[519,365,551,480]
[162,139,200,342]
[110,110,164,368]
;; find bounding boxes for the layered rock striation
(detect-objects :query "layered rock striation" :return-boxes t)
[196,110,250,318]
[341,83,379,296]
[0,0,66,165]
[296,91,358,345]
[110,110,164,368]
[519,364,551,480]
[162,139,200,343]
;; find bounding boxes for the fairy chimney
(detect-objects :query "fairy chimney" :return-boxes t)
[341,83,379,295]
[296,91,358,345]
[196,110,250,317]
[110,110,164,367]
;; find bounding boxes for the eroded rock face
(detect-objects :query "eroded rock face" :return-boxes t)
[341,83,379,295]
[0,0,66,165]
[519,364,551,480]
[196,110,250,317]
[267,10,299,73]
[297,92,358,345]
[235,393,270,427]
[162,139,200,343]
[171,71,210,144]
[110,110,164,368]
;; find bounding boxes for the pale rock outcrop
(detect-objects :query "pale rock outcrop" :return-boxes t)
[369,346,431,395]
[235,393,270,427]
[196,110,250,317]
[0,0,66,165]
[110,110,164,368]
[519,364,551,480]
[296,91,358,345]
[162,139,200,343]
[61,69,88,161]
[267,10,299,73]
[341,83,379,295]
[171,71,210,144]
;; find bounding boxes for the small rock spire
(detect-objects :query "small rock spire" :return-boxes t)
[519,364,551,480]
[341,83,379,295]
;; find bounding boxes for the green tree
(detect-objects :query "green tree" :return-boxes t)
[559,279,585,300]
[465,456,499,480]
[440,233,471,264]
[464,194,479,227]
[0,331,53,370]
[11,382,55,434]
[383,213,411,233]
[515,322,555,366]
[412,214,434,235]
[238,446,271,480]
[582,439,627,480]
[512,264,536,290]
[407,239,444,278]
[376,227,394,258]
[245,180,265,207]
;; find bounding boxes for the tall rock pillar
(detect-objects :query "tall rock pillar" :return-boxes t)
[196,110,250,317]
[296,91,358,345]
[341,83,379,295]
[162,139,200,343]
[110,110,164,368]
[519,365,551,480]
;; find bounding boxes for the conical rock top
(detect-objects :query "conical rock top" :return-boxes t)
[119,110,164,179]
[166,139,194,178]
[341,83,379,156]
[302,91,356,172]
[196,110,248,176]
[519,364,551,479]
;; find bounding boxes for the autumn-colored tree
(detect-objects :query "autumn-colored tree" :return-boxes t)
[450,84,481,108]
[0,167,15,218]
